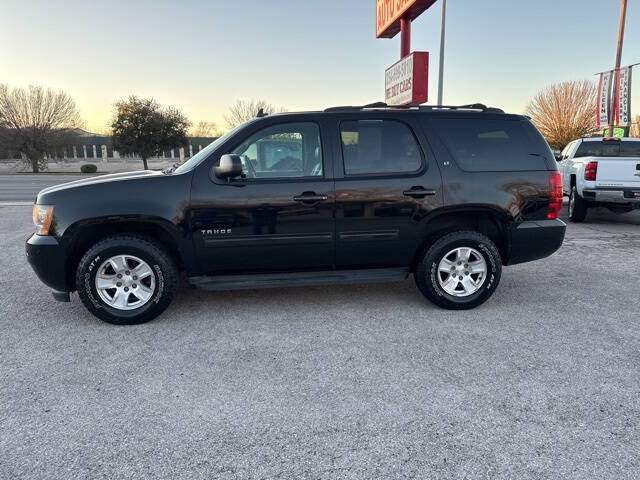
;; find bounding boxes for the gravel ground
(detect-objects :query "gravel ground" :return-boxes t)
[1,205,639,479]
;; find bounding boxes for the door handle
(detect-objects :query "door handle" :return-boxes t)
[293,192,328,203]
[403,187,436,198]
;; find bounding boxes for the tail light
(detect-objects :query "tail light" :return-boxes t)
[547,172,562,220]
[584,161,598,181]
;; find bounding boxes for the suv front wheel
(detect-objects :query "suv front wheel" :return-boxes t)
[415,231,502,310]
[76,235,178,325]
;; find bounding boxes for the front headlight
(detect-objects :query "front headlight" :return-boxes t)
[32,205,54,235]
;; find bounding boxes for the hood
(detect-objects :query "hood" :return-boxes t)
[36,170,164,203]
[37,170,163,198]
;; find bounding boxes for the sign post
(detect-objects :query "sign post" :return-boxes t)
[608,0,628,138]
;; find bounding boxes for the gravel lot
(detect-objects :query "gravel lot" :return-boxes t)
[1,203,639,479]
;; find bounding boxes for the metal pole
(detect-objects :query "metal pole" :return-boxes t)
[400,17,411,58]
[437,0,447,106]
[608,0,628,138]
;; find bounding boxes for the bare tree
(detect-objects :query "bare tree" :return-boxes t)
[0,84,82,172]
[525,80,599,150]
[224,99,286,130]
[631,115,640,138]
[191,120,219,137]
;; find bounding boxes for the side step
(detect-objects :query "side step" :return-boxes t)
[188,268,410,292]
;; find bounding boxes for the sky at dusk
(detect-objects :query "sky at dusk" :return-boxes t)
[1,0,639,132]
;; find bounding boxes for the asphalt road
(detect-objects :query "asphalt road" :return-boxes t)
[0,174,89,202]
[2,205,640,479]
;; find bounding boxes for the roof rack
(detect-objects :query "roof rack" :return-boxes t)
[324,102,504,113]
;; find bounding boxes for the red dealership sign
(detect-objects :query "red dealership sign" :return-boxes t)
[385,52,429,105]
[376,0,437,38]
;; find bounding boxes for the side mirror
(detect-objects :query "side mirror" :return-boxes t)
[214,154,243,179]
[555,155,563,162]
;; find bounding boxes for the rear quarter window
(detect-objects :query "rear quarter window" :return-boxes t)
[427,118,549,172]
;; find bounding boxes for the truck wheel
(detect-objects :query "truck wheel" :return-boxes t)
[415,231,502,310]
[568,187,588,222]
[76,235,178,325]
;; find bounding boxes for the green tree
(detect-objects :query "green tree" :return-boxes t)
[111,96,190,170]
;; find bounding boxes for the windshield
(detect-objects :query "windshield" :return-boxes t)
[173,122,249,174]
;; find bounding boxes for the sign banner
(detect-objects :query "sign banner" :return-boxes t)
[385,51,428,106]
[597,70,613,128]
[616,66,632,127]
[376,0,437,38]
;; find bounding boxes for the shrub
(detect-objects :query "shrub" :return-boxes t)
[80,164,97,173]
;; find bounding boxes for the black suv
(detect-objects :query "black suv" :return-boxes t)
[26,104,566,325]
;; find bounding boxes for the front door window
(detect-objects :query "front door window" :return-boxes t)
[230,122,323,179]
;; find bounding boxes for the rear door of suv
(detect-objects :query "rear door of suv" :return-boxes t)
[329,113,444,269]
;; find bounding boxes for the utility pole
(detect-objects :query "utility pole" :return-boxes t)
[608,0,628,138]
[437,0,447,106]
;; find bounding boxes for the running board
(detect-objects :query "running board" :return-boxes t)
[188,268,410,291]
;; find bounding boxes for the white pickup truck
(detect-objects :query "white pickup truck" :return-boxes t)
[557,137,640,222]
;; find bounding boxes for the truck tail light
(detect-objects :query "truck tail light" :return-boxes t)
[547,172,562,220]
[584,161,598,181]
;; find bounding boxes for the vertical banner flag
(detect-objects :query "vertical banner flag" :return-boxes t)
[597,71,613,128]
[616,66,632,127]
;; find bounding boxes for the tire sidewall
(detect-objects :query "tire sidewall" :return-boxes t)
[77,240,173,324]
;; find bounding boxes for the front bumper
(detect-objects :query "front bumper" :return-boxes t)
[507,219,566,265]
[25,233,71,293]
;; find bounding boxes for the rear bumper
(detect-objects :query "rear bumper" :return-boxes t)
[583,188,640,206]
[25,234,71,292]
[507,219,566,265]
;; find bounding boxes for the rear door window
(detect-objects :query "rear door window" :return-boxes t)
[339,119,423,175]
[428,118,548,172]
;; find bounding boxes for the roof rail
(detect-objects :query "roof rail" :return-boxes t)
[324,102,504,113]
[324,102,387,112]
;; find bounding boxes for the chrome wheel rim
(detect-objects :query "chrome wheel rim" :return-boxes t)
[95,255,156,311]
[437,247,487,297]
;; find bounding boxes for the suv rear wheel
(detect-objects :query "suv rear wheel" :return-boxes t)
[415,231,502,310]
[76,235,178,325]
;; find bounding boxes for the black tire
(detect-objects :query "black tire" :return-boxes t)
[415,231,502,310]
[76,235,178,325]
[568,187,588,223]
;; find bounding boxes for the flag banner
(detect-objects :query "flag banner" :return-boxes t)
[616,66,632,127]
[597,71,613,128]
